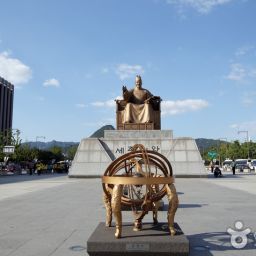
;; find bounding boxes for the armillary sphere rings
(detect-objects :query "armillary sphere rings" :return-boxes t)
[102,144,174,206]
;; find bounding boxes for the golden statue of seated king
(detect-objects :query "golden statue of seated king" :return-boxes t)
[116,75,161,130]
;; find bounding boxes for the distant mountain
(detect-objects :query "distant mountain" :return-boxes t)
[90,125,115,138]
[22,140,79,150]
[22,126,224,153]
[21,125,115,149]
[195,138,228,153]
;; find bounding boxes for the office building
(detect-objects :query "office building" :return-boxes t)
[0,76,14,134]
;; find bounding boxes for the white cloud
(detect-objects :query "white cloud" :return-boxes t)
[101,67,109,74]
[249,69,256,78]
[91,99,116,108]
[226,63,256,83]
[0,51,32,85]
[76,103,86,108]
[242,97,254,106]
[43,78,60,87]
[91,97,209,115]
[242,91,256,106]
[115,64,144,80]
[91,101,104,107]
[167,0,233,14]
[161,99,209,116]
[230,124,238,129]
[226,63,246,82]
[235,45,255,56]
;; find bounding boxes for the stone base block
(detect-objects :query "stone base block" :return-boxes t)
[69,130,206,177]
[87,222,189,256]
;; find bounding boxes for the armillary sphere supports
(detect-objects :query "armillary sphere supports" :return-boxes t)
[102,144,179,238]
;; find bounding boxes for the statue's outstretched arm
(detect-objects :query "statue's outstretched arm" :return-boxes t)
[123,86,132,101]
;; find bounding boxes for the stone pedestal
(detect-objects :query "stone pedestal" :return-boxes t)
[69,130,206,177]
[87,222,189,256]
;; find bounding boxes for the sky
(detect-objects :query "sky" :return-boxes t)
[0,0,256,143]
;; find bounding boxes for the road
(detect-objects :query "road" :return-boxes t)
[0,172,255,256]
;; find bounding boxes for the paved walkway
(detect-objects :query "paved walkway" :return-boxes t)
[0,173,255,256]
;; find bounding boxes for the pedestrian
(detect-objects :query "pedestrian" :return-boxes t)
[28,162,33,175]
[232,161,236,175]
[210,161,214,173]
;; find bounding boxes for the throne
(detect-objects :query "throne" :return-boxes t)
[116,96,161,130]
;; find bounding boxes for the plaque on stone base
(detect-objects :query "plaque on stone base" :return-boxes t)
[87,222,189,256]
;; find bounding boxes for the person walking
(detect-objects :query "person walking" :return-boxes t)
[231,161,236,175]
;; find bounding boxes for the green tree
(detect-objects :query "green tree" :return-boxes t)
[66,145,78,160]
[49,146,64,162]
[0,129,22,162]
[13,144,38,162]
[200,139,256,163]
[38,150,55,163]
[249,142,256,159]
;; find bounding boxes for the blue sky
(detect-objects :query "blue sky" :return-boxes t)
[0,0,256,143]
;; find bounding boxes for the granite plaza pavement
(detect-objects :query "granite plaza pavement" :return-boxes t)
[0,172,256,256]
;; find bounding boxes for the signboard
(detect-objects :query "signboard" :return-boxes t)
[3,146,15,154]
[207,151,217,159]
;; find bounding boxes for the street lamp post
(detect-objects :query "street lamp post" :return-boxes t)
[237,130,249,159]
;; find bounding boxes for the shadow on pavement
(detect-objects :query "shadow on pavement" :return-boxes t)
[161,203,207,211]
[188,231,255,256]
[208,174,245,179]
[0,173,67,185]
[179,203,208,208]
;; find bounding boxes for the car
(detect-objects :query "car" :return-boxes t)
[235,159,247,165]
[235,159,255,171]
[53,161,69,173]
[5,163,22,175]
[251,159,256,171]
[246,159,255,171]
[222,159,233,171]
[235,163,250,173]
